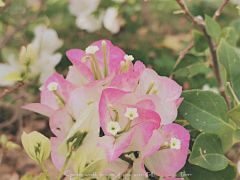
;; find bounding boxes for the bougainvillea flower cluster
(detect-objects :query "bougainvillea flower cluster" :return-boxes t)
[23,40,190,179]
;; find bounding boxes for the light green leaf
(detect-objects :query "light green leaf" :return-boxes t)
[227,104,240,127]
[35,174,47,180]
[205,14,222,42]
[189,133,228,171]
[20,173,34,180]
[193,30,208,52]
[0,0,5,7]
[220,27,238,46]
[233,129,240,144]
[179,90,235,132]
[19,44,38,66]
[0,134,7,146]
[217,39,240,105]
[185,163,237,180]
[171,54,209,78]
[72,149,88,174]
[5,141,21,150]
[3,72,23,81]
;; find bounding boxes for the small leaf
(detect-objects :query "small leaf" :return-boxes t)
[205,14,222,42]
[217,39,240,105]
[220,27,238,46]
[20,173,34,180]
[233,129,240,144]
[5,141,21,150]
[227,104,240,127]
[171,54,209,78]
[19,44,38,66]
[193,30,208,52]
[3,72,23,81]
[0,0,5,7]
[189,133,228,171]
[35,173,47,180]
[0,134,7,146]
[179,90,235,132]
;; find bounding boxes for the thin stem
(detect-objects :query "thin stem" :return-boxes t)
[175,0,231,110]
[53,90,66,105]
[39,161,50,180]
[227,82,240,105]
[213,0,229,20]
[57,153,72,180]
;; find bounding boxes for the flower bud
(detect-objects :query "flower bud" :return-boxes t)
[19,44,38,66]
[21,131,51,163]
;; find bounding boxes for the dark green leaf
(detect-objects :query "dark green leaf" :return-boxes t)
[227,104,240,127]
[233,129,240,144]
[193,30,208,52]
[217,39,240,105]
[179,90,235,132]
[171,54,209,78]
[205,14,222,42]
[189,133,228,171]
[220,27,238,46]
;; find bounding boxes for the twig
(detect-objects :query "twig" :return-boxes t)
[0,81,25,99]
[0,0,15,14]
[169,41,194,79]
[119,154,133,165]
[0,0,47,49]
[175,0,231,110]
[213,0,230,20]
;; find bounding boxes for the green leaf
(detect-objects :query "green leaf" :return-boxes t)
[189,133,228,171]
[5,141,21,150]
[0,134,7,146]
[213,124,234,153]
[205,14,222,42]
[171,54,209,78]
[35,174,47,180]
[227,104,240,127]
[233,129,240,144]
[193,30,208,52]
[230,18,240,37]
[0,0,5,7]
[3,72,23,81]
[20,173,34,180]
[220,27,238,46]
[185,162,237,180]
[179,90,235,132]
[217,39,240,105]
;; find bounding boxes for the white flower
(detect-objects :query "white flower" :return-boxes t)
[202,84,219,94]
[170,137,181,150]
[85,46,100,54]
[47,82,58,91]
[32,24,63,55]
[76,13,104,33]
[107,122,121,136]
[103,7,121,34]
[69,0,100,17]
[124,55,134,62]
[124,107,139,120]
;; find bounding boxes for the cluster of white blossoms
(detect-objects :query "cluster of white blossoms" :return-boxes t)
[69,0,124,34]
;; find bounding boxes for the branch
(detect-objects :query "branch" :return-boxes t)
[213,0,229,20]
[170,41,194,79]
[0,0,47,49]
[0,81,25,99]
[175,0,231,110]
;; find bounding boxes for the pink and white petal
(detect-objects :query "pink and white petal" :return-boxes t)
[132,130,163,177]
[134,61,145,73]
[22,103,54,117]
[103,159,129,176]
[66,49,86,62]
[50,108,74,138]
[98,129,135,162]
[51,137,73,173]
[145,123,190,176]
[135,99,155,111]
[40,90,59,110]
[99,88,130,135]
[109,72,140,92]
[176,97,184,108]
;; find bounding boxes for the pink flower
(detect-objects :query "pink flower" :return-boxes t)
[98,88,161,162]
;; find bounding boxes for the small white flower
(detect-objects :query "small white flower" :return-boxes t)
[170,137,181,150]
[124,55,134,62]
[124,107,139,120]
[85,46,100,54]
[107,122,121,136]
[47,82,58,91]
